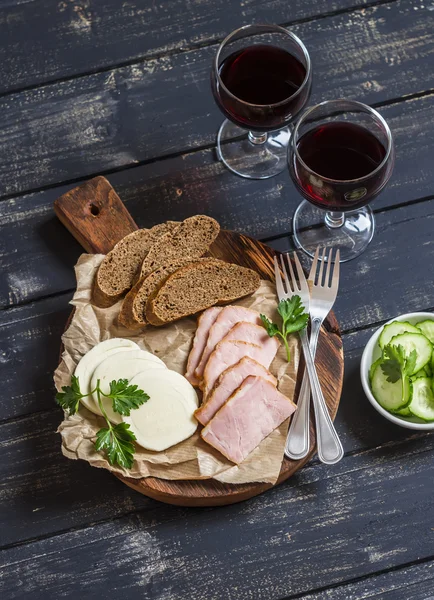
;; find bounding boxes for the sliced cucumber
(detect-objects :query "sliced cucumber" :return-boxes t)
[395,406,412,417]
[415,320,434,344]
[408,377,434,421]
[389,332,432,375]
[379,321,420,349]
[412,367,430,379]
[371,362,412,412]
[369,358,382,383]
[424,362,433,377]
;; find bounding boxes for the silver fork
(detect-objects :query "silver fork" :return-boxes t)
[275,252,344,465]
[285,248,341,461]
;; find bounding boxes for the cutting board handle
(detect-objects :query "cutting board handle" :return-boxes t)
[54,176,138,254]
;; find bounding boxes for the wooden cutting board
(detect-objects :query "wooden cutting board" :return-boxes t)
[54,176,344,507]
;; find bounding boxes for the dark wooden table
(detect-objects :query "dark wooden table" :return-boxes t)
[1,1,434,598]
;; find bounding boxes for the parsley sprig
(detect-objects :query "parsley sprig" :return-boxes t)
[260,295,309,362]
[380,343,416,398]
[56,376,149,469]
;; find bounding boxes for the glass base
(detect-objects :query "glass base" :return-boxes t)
[216,119,290,179]
[293,200,375,263]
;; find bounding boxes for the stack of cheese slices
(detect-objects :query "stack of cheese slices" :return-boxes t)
[75,338,198,451]
[186,305,297,464]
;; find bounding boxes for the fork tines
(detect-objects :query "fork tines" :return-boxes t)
[310,247,340,288]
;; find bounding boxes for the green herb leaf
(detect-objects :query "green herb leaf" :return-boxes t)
[277,297,310,335]
[55,375,84,415]
[381,344,417,383]
[260,314,279,337]
[260,295,308,363]
[95,422,137,469]
[106,378,150,416]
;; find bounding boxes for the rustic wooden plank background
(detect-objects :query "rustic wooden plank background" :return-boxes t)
[1,0,434,598]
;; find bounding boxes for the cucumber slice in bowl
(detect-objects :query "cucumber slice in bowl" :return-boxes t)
[389,332,432,375]
[416,320,434,344]
[379,321,420,349]
[369,358,382,383]
[361,312,434,430]
[412,367,430,379]
[371,362,412,412]
[408,377,434,421]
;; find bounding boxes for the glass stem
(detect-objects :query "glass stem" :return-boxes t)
[248,131,268,145]
[325,211,345,229]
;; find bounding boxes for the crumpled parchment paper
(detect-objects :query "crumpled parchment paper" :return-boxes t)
[54,254,300,485]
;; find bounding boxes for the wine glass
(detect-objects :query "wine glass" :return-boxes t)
[289,99,395,262]
[211,24,312,180]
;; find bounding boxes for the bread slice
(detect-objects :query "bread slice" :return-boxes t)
[118,259,192,329]
[146,260,261,326]
[92,222,178,308]
[140,215,220,279]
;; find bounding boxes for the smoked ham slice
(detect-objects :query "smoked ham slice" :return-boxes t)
[194,306,262,380]
[201,375,296,464]
[195,357,276,426]
[202,339,280,399]
[185,307,223,385]
[223,322,275,347]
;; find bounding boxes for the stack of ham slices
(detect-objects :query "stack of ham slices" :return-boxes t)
[185,306,297,464]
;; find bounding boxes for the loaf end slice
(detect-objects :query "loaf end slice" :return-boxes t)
[92,222,178,308]
[146,260,260,326]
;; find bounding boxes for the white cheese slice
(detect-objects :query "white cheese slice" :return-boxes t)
[123,372,198,451]
[74,338,139,415]
[130,369,199,410]
[90,349,167,423]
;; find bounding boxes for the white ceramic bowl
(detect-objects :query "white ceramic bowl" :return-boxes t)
[360,311,434,430]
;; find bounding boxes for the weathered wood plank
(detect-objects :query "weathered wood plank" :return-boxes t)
[1,432,433,599]
[0,321,423,546]
[0,0,370,94]
[296,559,434,599]
[2,197,434,425]
[0,410,152,548]
[0,0,432,198]
[0,294,71,421]
[1,93,433,309]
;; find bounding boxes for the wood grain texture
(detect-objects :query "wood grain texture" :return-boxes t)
[113,229,342,506]
[53,193,342,506]
[0,0,433,595]
[0,93,433,309]
[295,560,434,599]
[4,197,434,425]
[54,176,138,253]
[0,0,432,198]
[0,323,420,547]
[1,432,433,599]
[0,0,371,94]
[0,294,72,421]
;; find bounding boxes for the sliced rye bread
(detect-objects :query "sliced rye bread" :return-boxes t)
[92,222,179,308]
[118,258,194,329]
[139,215,220,279]
[146,260,261,326]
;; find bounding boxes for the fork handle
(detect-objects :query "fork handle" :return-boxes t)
[299,328,344,465]
[285,317,322,460]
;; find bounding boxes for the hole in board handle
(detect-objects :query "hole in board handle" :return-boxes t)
[90,203,100,216]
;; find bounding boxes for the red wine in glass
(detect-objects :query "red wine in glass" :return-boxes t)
[211,24,312,180]
[214,45,307,131]
[291,122,389,211]
[289,99,395,262]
